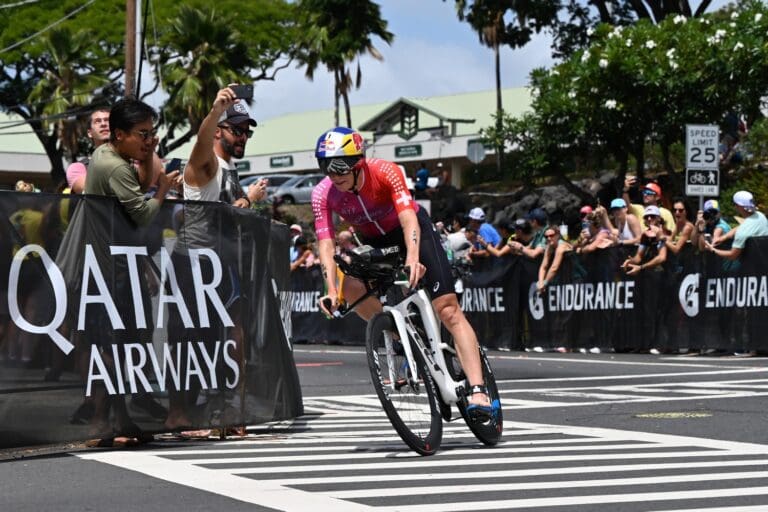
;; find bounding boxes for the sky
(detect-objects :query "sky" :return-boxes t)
[247,0,733,122]
[250,0,554,121]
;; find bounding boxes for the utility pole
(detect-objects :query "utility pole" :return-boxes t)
[125,0,136,97]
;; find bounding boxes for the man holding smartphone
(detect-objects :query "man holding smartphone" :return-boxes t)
[183,85,266,205]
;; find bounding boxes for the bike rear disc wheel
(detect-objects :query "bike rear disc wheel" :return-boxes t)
[442,333,503,446]
[366,312,443,455]
[459,347,503,445]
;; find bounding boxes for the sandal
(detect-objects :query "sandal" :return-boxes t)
[465,384,494,422]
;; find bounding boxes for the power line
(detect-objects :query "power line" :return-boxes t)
[0,0,97,55]
[0,0,40,9]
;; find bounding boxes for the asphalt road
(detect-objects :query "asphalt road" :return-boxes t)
[2,345,768,511]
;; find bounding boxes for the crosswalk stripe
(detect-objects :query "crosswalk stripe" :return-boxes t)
[176,443,685,464]
[380,486,768,512]
[329,470,768,499]
[262,459,768,486]
[223,451,752,475]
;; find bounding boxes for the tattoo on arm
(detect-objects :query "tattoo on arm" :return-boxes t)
[411,229,417,245]
[321,264,328,281]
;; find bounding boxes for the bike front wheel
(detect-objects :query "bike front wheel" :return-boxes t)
[366,312,443,455]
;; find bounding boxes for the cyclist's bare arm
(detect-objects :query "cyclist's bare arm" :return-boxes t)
[317,237,338,316]
[397,208,424,288]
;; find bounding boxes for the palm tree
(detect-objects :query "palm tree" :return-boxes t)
[296,0,394,127]
[449,0,558,177]
[155,5,252,155]
[26,26,119,181]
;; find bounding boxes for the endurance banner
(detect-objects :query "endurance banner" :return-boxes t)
[289,239,768,353]
[0,192,302,448]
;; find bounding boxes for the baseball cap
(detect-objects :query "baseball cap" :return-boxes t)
[218,102,257,127]
[703,199,719,212]
[514,218,531,231]
[610,198,627,209]
[643,205,661,217]
[290,223,302,233]
[644,182,662,196]
[733,190,755,211]
[526,208,548,224]
[468,207,486,221]
[579,205,593,216]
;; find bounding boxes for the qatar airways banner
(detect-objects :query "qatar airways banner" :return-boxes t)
[0,192,301,448]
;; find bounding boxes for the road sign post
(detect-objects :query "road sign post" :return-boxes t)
[685,124,720,208]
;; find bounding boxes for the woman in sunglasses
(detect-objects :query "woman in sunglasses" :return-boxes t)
[537,226,574,295]
[663,197,695,255]
[312,127,493,420]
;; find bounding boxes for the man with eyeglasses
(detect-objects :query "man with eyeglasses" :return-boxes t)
[183,86,266,206]
[312,127,496,421]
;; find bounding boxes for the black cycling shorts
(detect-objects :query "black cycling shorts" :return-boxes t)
[361,208,455,299]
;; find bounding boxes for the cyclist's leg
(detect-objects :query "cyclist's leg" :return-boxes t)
[432,294,490,408]
[341,275,382,321]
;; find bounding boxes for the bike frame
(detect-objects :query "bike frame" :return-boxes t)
[382,280,464,406]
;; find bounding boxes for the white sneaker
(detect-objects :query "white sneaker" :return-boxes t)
[650,348,661,355]
[578,348,587,354]
[533,346,544,353]
[589,347,601,354]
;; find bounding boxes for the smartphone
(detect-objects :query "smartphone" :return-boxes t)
[704,233,712,244]
[231,84,253,100]
[165,158,182,173]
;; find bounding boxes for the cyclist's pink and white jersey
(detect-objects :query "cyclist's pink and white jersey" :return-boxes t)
[312,158,419,241]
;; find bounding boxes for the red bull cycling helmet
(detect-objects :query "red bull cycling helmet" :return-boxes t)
[315,127,365,176]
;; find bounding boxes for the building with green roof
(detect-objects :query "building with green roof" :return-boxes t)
[0,87,531,189]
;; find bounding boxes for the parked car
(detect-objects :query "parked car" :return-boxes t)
[271,173,325,204]
[240,173,295,198]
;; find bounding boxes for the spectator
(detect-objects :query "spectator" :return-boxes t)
[290,237,315,271]
[605,198,642,247]
[414,162,429,196]
[579,205,593,220]
[289,223,303,263]
[575,209,613,255]
[466,207,500,258]
[436,161,451,188]
[336,229,357,254]
[704,191,768,260]
[623,178,674,235]
[14,180,35,193]
[85,99,177,224]
[621,205,668,276]
[483,219,533,258]
[664,198,695,255]
[507,208,547,259]
[66,108,110,194]
[537,225,573,295]
[183,86,266,206]
[691,199,731,252]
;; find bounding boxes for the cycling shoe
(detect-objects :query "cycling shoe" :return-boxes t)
[466,403,494,422]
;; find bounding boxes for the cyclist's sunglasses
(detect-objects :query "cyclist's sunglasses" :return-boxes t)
[319,156,363,176]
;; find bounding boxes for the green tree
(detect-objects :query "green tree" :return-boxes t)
[149,1,298,155]
[295,0,393,127]
[447,0,559,176]
[0,0,125,185]
[0,0,298,181]
[487,1,768,194]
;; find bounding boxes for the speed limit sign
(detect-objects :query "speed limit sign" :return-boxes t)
[686,124,719,170]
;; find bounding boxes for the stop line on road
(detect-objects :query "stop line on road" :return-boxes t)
[78,406,768,512]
